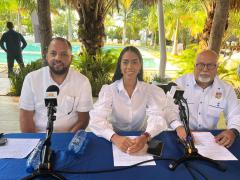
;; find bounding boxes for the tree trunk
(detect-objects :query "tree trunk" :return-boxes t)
[209,0,230,54]
[67,6,73,41]
[199,1,216,50]
[171,18,179,55]
[151,31,154,46]
[17,9,22,34]
[77,1,105,55]
[145,29,148,46]
[31,10,40,43]
[182,29,187,50]
[37,0,52,59]
[154,32,158,48]
[157,0,167,79]
[122,13,127,45]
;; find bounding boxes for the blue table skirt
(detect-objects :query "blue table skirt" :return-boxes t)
[0,131,240,180]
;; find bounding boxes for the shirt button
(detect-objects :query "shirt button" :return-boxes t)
[198,125,201,128]
[198,112,201,115]
[200,101,203,104]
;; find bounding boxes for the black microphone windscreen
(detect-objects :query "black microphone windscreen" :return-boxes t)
[45,85,59,107]
[168,82,178,87]
[46,85,59,95]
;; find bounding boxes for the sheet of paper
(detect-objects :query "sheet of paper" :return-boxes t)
[112,136,156,166]
[0,138,40,159]
[193,132,237,161]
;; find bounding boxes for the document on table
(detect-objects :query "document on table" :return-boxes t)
[0,138,40,159]
[112,136,156,166]
[193,132,238,161]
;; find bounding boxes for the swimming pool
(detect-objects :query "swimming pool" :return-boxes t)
[0,43,159,70]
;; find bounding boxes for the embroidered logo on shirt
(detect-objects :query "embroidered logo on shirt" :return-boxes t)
[215,92,222,99]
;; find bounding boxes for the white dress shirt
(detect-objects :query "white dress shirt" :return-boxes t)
[174,74,240,133]
[89,79,177,141]
[19,66,93,132]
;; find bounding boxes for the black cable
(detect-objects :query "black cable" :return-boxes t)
[54,157,174,174]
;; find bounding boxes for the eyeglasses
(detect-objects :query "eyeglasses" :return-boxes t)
[195,63,216,70]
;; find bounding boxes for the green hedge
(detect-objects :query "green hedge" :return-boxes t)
[9,60,43,96]
[72,48,120,97]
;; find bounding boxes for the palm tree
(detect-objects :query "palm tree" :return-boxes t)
[208,0,240,53]
[119,0,134,45]
[142,0,167,79]
[199,0,240,53]
[19,0,51,58]
[67,0,118,55]
[36,0,52,58]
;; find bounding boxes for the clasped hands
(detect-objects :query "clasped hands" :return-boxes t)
[111,134,148,154]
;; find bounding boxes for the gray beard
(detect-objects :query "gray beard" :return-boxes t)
[198,76,211,83]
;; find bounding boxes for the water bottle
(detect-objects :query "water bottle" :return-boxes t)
[26,139,45,173]
[68,130,89,155]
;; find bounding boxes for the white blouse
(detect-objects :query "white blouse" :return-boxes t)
[89,79,178,141]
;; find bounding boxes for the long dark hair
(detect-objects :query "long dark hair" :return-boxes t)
[112,46,144,82]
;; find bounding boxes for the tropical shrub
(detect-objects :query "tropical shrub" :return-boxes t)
[172,44,199,77]
[9,60,43,96]
[72,48,120,97]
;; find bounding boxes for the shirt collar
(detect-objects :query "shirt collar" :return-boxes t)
[191,73,216,89]
[116,78,141,93]
[46,66,71,87]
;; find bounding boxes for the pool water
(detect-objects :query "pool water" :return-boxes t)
[0,43,159,69]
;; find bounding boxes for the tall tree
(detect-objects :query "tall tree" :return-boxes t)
[208,0,230,53]
[142,0,167,79]
[119,0,134,45]
[199,0,240,52]
[67,0,117,55]
[37,0,52,58]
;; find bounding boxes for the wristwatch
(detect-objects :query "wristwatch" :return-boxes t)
[230,128,239,137]
[142,132,151,142]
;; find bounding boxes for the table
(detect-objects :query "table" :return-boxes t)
[0,131,239,180]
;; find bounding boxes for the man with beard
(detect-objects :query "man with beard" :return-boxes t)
[19,37,93,132]
[171,49,240,148]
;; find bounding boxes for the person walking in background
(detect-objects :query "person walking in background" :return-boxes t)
[0,21,27,77]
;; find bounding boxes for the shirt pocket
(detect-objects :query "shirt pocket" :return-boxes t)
[185,95,195,106]
[207,99,224,118]
[59,96,78,115]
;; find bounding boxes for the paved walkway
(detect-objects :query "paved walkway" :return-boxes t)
[0,96,20,133]
[0,65,20,133]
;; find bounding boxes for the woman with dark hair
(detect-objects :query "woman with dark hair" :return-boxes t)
[89,46,177,153]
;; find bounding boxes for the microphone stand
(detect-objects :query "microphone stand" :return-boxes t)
[22,104,66,180]
[169,98,226,172]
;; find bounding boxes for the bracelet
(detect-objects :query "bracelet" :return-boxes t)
[142,132,151,142]
[230,128,239,137]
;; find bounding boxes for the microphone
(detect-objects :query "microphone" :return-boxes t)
[45,85,59,107]
[167,82,184,100]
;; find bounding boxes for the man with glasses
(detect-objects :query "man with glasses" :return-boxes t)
[19,37,93,132]
[171,49,240,148]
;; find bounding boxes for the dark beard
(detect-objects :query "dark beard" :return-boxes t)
[49,65,69,75]
[47,60,70,75]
